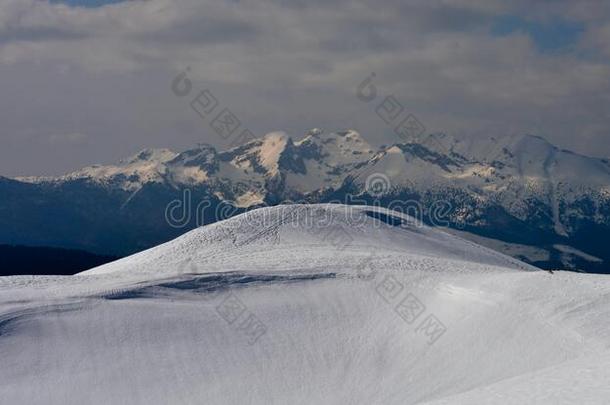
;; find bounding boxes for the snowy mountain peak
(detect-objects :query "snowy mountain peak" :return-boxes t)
[170,144,217,168]
[258,131,291,175]
[121,148,178,165]
[10,130,610,237]
[5,131,610,272]
[14,131,610,197]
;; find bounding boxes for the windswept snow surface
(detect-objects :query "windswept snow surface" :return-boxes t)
[1,205,609,404]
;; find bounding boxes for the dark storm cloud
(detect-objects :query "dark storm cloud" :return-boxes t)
[134,16,263,45]
[0,0,609,176]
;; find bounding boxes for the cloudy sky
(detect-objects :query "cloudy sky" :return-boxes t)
[1,0,609,176]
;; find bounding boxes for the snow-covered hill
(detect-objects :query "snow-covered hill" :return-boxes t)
[5,129,610,272]
[1,205,609,404]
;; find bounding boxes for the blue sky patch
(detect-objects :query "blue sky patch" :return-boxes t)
[50,0,127,8]
[491,15,584,52]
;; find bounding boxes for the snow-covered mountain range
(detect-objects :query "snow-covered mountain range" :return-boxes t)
[3,129,609,272]
[1,205,609,404]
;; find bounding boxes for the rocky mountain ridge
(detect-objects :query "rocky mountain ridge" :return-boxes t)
[5,129,610,272]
